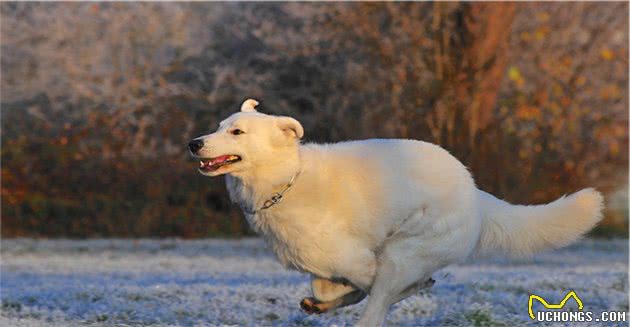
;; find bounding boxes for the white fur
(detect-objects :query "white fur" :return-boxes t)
[240,98,259,112]
[191,100,604,326]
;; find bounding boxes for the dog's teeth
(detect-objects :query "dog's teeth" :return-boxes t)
[199,161,204,167]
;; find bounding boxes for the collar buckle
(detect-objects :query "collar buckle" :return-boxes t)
[262,193,283,210]
[243,171,301,215]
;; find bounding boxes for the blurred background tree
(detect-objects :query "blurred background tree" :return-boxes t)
[1,2,627,237]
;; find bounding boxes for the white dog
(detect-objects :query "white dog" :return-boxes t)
[189,99,603,326]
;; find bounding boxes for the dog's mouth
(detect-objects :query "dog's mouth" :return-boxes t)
[198,155,242,172]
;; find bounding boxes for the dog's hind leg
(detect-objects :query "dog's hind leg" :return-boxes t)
[300,290,366,314]
[300,276,366,314]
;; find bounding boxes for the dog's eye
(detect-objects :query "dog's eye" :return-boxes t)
[231,129,245,135]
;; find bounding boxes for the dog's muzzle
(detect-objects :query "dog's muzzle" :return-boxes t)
[188,139,204,154]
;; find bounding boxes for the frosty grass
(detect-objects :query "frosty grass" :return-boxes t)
[1,238,627,326]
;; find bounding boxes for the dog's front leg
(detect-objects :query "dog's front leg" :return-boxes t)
[356,237,439,327]
[300,276,366,314]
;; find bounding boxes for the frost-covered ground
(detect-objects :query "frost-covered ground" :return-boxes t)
[1,238,627,326]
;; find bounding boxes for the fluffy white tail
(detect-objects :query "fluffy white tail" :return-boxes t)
[475,188,604,258]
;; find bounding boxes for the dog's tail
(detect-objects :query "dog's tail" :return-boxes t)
[475,188,603,258]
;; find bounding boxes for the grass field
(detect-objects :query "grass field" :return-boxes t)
[1,238,627,326]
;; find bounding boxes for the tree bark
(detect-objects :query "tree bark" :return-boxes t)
[431,2,517,155]
[460,2,517,140]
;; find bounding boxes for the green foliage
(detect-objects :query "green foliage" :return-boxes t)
[464,309,508,327]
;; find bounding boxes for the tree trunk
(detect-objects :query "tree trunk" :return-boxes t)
[431,2,517,160]
[460,2,517,140]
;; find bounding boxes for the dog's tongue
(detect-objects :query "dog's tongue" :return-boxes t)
[210,155,232,165]
[200,155,236,170]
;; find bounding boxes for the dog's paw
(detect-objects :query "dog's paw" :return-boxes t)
[300,297,324,315]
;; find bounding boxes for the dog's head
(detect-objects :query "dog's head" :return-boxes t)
[188,99,304,177]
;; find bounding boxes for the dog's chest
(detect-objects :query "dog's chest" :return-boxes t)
[227,178,335,277]
[250,211,334,278]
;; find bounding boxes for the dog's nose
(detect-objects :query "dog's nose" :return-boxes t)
[188,139,204,154]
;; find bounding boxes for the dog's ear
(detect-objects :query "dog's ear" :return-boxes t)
[276,116,304,140]
[240,99,259,113]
